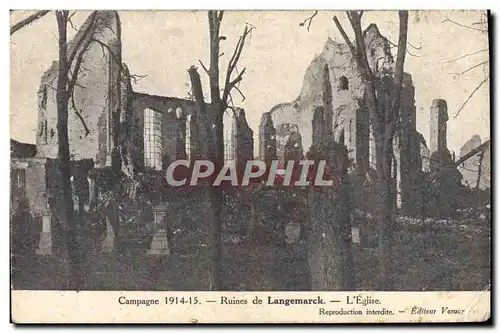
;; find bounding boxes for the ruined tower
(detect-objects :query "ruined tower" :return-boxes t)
[36,11,124,169]
[429,99,452,169]
[429,99,449,154]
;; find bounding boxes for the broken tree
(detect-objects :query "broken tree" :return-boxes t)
[188,10,254,290]
[333,10,409,290]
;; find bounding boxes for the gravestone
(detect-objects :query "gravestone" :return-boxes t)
[147,203,170,255]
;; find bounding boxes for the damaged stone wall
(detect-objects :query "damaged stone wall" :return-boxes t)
[458,135,491,190]
[36,11,127,170]
[132,92,253,171]
[261,23,423,209]
[263,24,396,159]
[11,158,48,218]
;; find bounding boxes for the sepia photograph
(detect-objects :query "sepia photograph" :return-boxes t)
[9,8,491,323]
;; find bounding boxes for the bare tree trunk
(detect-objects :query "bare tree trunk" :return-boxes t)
[307,141,354,290]
[195,10,252,290]
[206,11,226,291]
[56,11,82,290]
[375,138,394,290]
[188,65,221,290]
[378,11,408,290]
[333,10,408,290]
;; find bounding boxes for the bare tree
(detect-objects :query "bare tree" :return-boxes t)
[54,10,82,289]
[188,10,254,290]
[12,10,135,288]
[333,11,409,290]
[442,12,489,119]
[305,63,355,290]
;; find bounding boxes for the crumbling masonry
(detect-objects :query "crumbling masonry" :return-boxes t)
[259,24,425,212]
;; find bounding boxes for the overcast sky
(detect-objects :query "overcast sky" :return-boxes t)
[10,10,490,154]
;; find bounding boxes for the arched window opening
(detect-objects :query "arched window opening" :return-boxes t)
[144,108,163,171]
[339,76,349,90]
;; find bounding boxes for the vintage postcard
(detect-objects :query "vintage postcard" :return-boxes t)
[10,9,491,324]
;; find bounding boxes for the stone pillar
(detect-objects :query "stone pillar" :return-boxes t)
[429,99,448,155]
[429,99,452,170]
[36,214,52,255]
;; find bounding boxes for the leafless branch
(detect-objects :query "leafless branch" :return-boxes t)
[450,60,488,75]
[198,60,209,74]
[447,139,490,168]
[299,11,318,32]
[67,12,98,66]
[454,76,488,118]
[444,48,488,64]
[442,17,487,33]
[227,92,235,108]
[10,10,50,35]
[72,81,87,90]
[387,38,421,57]
[384,12,409,141]
[347,11,375,80]
[221,24,254,105]
[233,85,246,101]
[67,11,78,31]
[229,68,246,88]
[90,38,121,70]
[129,74,147,84]
[407,41,422,50]
[70,93,90,136]
[332,16,357,60]
[67,33,95,97]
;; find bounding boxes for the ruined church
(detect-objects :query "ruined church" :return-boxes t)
[260,24,426,210]
[11,10,254,233]
[36,11,253,174]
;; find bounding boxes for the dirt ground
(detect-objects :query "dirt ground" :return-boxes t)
[11,215,490,291]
